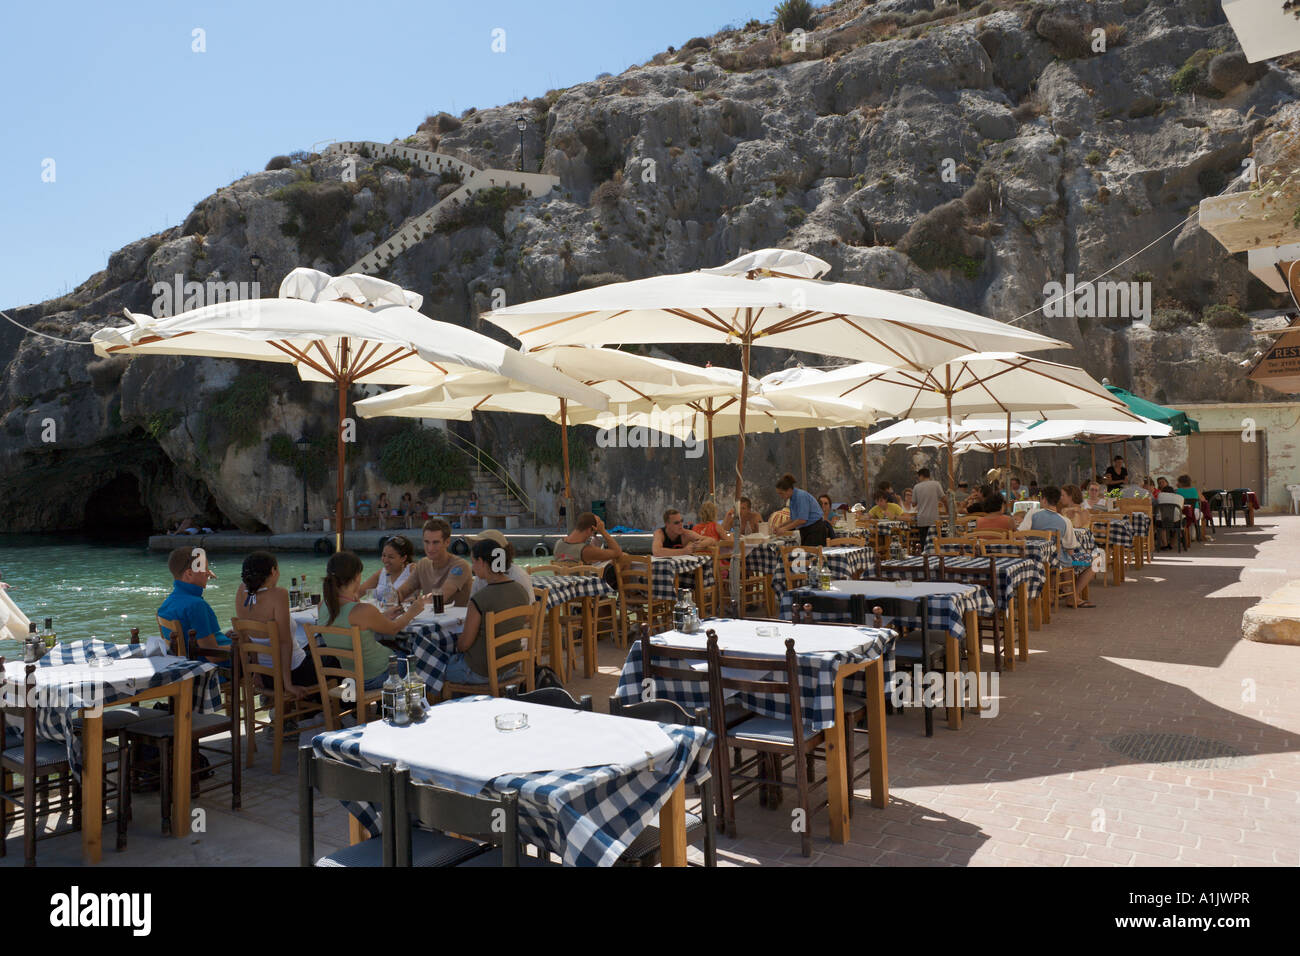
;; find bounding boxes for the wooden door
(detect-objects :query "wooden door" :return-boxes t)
[1186,431,1265,501]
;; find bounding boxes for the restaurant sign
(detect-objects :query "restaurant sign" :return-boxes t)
[1249,325,1300,394]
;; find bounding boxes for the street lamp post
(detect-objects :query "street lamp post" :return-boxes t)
[296,433,311,531]
[515,116,527,172]
[249,252,263,293]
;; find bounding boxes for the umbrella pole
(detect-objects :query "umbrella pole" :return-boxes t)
[336,374,346,553]
[944,386,956,491]
[799,431,807,488]
[1090,445,1097,483]
[860,427,870,502]
[731,324,752,617]
[707,405,715,497]
[560,399,572,530]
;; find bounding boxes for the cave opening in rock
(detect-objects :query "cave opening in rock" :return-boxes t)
[82,473,154,540]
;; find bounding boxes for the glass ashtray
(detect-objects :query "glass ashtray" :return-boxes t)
[755,625,780,638]
[495,712,529,732]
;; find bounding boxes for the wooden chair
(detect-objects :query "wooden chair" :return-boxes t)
[308,624,382,730]
[1051,530,1083,610]
[564,565,619,661]
[691,541,725,618]
[232,617,321,775]
[525,564,566,576]
[890,554,946,583]
[736,540,776,618]
[508,687,592,710]
[869,598,945,735]
[441,602,542,699]
[616,556,674,643]
[298,747,396,867]
[932,537,984,557]
[127,626,242,836]
[1088,518,1116,586]
[949,556,1005,673]
[779,544,823,590]
[703,630,827,856]
[1,660,130,863]
[606,698,717,867]
[826,537,861,548]
[969,529,1011,541]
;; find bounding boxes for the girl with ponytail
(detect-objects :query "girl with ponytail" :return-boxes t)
[235,551,316,696]
[317,550,431,690]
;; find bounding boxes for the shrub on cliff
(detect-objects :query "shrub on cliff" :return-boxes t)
[265,155,292,171]
[434,187,529,239]
[774,0,814,32]
[273,179,354,264]
[1204,304,1249,328]
[379,423,469,493]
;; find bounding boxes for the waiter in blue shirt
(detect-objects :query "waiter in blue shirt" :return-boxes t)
[772,473,830,546]
[156,546,226,655]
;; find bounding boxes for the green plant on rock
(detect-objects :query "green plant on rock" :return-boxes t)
[434,187,529,239]
[524,421,591,474]
[272,179,354,264]
[774,0,814,32]
[268,431,342,490]
[379,423,469,494]
[146,409,179,440]
[1203,304,1249,328]
[205,370,272,451]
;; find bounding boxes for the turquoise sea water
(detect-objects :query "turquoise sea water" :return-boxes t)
[0,535,549,657]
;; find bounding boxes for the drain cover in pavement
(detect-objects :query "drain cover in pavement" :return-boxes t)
[1106,733,1247,770]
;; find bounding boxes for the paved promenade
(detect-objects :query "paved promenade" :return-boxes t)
[12,516,1298,866]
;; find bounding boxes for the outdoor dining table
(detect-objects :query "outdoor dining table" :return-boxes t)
[879,554,1042,671]
[1,640,222,863]
[650,554,714,604]
[745,542,876,615]
[1091,516,1136,585]
[529,573,618,681]
[613,618,895,840]
[789,580,995,730]
[312,695,713,866]
[926,535,1058,628]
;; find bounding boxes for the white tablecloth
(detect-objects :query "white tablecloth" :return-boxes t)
[333,697,675,794]
[655,619,878,657]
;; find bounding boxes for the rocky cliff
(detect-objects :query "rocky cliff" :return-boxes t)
[3,0,1298,535]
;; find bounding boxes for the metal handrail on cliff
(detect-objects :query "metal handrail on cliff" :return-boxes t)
[443,430,536,524]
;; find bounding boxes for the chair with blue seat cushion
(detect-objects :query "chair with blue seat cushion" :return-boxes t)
[606,697,716,867]
[393,770,542,867]
[298,745,397,867]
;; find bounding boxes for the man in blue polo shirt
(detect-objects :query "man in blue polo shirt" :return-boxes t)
[156,546,225,655]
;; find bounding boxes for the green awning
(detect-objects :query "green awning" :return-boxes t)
[1104,385,1199,436]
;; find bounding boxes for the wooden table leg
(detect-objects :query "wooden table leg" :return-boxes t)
[1002,603,1016,673]
[349,814,367,846]
[547,604,566,684]
[659,779,688,865]
[81,711,103,864]
[946,635,962,731]
[865,658,888,808]
[1111,545,1123,586]
[582,597,596,679]
[1030,589,1043,631]
[1017,584,1030,663]
[172,679,192,838]
[824,716,849,842]
[963,618,981,712]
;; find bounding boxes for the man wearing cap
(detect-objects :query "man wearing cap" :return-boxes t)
[397,518,473,607]
[468,529,535,603]
[157,545,225,653]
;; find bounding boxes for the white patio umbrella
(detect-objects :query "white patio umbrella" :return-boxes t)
[484,249,1066,521]
[1009,416,1174,483]
[484,249,1067,611]
[354,346,743,511]
[91,269,608,547]
[768,351,1139,488]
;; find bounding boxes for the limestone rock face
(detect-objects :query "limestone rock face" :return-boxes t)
[2,0,1297,533]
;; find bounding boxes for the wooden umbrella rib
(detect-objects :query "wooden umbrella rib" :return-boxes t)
[105,330,195,351]
[518,310,606,342]
[270,340,336,380]
[310,339,342,378]
[665,307,735,336]
[354,346,420,379]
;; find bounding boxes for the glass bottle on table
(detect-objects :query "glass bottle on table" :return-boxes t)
[382,656,409,726]
[673,589,691,632]
[43,617,56,649]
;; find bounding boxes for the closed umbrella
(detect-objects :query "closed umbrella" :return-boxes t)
[1102,382,1200,436]
[92,269,608,548]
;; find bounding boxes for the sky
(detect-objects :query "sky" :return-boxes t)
[0,0,770,309]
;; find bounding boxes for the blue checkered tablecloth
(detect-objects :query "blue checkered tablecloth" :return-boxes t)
[530,574,617,609]
[613,621,896,734]
[312,695,713,867]
[1126,511,1152,539]
[924,535,1059,569]
[392,621,461,693]
[2,640,221,778]
[1090,518,1134,550]
[651,555,715,602]
[879,554,1043,608]
[788,582,994,641]
[746,544,876,614]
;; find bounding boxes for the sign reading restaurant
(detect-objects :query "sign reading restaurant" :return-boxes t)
[1249,323,1300,394]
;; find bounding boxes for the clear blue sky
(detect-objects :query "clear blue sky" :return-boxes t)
[0,0,770,309]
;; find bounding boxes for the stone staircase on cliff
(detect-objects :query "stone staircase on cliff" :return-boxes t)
[440,466,530,530]
[323,141,559,275]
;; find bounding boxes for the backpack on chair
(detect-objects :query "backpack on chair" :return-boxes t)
[534,665,564,690]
